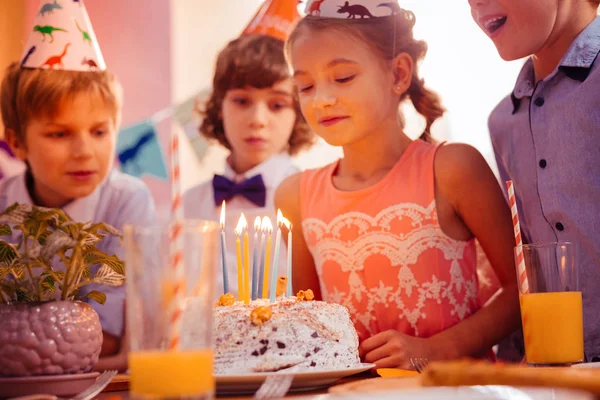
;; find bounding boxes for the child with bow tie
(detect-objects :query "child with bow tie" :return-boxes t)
[183,33,315,299]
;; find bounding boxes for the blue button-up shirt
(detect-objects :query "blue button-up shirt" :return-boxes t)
[489,17,600,360]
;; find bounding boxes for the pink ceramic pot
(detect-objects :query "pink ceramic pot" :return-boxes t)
[0,301,102,377]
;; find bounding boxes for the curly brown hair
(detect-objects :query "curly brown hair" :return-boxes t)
[287,11,444,143]
[198,34,314,156]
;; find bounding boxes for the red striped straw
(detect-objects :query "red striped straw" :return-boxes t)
[168,131,185,350]
[506,180,529,294]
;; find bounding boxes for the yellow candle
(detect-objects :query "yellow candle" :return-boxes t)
[234,214,247,302]
[262,235,272,299]
[235,236,243,302]
[243,230,250,305]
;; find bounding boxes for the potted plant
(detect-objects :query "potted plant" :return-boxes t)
[0,203,125,377]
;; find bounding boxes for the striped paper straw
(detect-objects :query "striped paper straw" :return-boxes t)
[168,131,185,349]
[506,180,529,294]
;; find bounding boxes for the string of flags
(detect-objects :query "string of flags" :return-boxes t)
[115,89,209,180]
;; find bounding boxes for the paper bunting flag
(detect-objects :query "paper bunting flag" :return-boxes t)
[116,121,168,180]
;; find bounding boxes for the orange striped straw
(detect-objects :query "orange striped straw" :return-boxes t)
[506,180,529,294]
[168,131,185,350]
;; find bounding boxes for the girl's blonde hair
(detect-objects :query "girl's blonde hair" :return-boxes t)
[1,62,123,143]
[287,10,444,142]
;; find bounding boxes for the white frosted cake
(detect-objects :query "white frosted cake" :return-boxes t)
[213,292,360,374]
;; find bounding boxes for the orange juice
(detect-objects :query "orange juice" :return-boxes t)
[520,292,583,364]
[129,349,214,398]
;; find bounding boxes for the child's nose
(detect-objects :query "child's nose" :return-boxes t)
[248,103,269,127]
[71,134,94,158]
[313,87,337,109]
[468,0,489,8]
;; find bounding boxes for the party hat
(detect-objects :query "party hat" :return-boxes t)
[242,0,301,41]
[20,0,106,71]
[304,0,402,18]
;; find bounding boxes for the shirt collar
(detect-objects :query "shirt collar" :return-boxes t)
[223,153,293,189]
[6,171,101,223]
[511,16,600,114]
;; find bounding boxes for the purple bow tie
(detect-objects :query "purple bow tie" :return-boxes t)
[213,174,266,207]
[0,141,13,157]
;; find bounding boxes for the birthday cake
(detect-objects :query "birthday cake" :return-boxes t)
[212,291,361,374]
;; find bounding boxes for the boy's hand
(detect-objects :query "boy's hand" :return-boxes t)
[359,330,443,369]
[100,331,120,357]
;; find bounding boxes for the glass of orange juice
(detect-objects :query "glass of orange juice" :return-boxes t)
[516,242,583,366]
[124,221,219,399]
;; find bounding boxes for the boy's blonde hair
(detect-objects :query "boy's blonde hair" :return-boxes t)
[1,62,123,144]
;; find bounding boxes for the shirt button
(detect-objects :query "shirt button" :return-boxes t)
[539,159,547,168]
[556,222,565,231]
[534,97,545,107]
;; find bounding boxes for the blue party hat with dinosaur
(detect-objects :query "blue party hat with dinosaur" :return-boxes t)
[304,0,402,18]
[21,0,106,71]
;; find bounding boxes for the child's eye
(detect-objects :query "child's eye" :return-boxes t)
[336,75,355,84]
[270,102,289,111]
[47,131,66,138]
[298,85,313,93]
[93,129,106,137]
[232,97,249,106]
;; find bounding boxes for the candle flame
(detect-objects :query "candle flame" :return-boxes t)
[220,201,226,229]
[278,210,291,230]
[254,216,261,232]
[262,216,273,234]
[234,213,247,236]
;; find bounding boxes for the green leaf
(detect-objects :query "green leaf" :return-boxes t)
[40,275,56,296]
[0,203,30,225]
[0,241,18,265]
[0,283,16,300]
[15,288,34,302]
[10,266,26,280]
[85,222,122,238]
[92,264,125,287]
[80,266,92,282]
[83,290,106,305]
[37,230,52,246]
[84,251,125,275]
[0,267,11,281]
[0,224,12,236]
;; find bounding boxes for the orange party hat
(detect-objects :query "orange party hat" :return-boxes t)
[242,0,301,41]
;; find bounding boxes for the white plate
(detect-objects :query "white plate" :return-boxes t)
[326,386,594,400]
[215,363,374,395]
[572,362,600,368]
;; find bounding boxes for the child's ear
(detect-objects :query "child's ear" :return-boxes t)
[392,53,414,95]
[5,129,27,161]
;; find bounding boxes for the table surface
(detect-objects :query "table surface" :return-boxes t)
[95,372,377,400]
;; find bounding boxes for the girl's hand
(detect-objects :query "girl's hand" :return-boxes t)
[359,330,449,369]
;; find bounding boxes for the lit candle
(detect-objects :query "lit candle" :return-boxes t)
[219,201,229,295]
[260,218,273,299]
[243,217,250,305]
[251,217,261,300]
[269,210,284,303]
[234,214,246,302]
[286,223,292,296]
